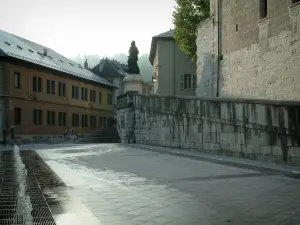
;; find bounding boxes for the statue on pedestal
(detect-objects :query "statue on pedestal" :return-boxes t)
[127,41,140,74]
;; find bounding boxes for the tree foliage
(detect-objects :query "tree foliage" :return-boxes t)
[172,0,210,60]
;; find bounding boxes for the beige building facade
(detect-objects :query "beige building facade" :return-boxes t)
[149,30,197,96]
[0,29,115,141]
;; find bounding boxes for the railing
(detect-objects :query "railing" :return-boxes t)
[116,91,138,109]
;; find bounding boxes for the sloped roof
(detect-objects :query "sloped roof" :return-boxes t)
[91,58,127,78]
[154,30,174,38]
[0,29,115,89]
[149,29,175,65]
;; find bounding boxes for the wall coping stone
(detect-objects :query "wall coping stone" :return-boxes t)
[135,94,300,107]
[258,17,270,25]
[289,1,300,11]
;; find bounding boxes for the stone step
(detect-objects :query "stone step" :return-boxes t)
[77,127,120,143]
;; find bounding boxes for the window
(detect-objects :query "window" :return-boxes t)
[99,92,102,104]
[260,0,267,19]
[58,82,66,97]
[72,113,79,127]
[81,88,88,101]
[107,79,113,84]
[72,86,75,98]
[47,80,50,94]
[14,108,21,125]
[90,116,96,128]
[99,117,103,128]
[180,74,196,89]
[47,111,56,125]
[90,90,96,102]
[32,76,42,92]
[107,93,113,105]
[81,88,84,100]
[76,86,79,99]
[51,81,55,94]
[33,109,43,125]
[47,80,56,95]
[58,112,66,126]
[72,86,79,99]
[81,115,88,127]
[14,72,21,89]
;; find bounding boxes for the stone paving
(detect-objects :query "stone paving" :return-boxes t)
[30,143,300,225]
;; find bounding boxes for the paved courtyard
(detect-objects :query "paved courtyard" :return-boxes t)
[18,144,300,224]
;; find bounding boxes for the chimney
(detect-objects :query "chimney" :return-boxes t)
[84,59,88,69]
[43,49,47,56]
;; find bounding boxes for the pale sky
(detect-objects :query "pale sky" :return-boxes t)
[0,0,175,58]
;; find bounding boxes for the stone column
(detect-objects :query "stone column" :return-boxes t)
[123,74,144,94]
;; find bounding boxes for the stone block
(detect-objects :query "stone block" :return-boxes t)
[290,147,300,158]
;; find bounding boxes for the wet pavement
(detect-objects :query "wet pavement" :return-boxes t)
[2,143,300,225]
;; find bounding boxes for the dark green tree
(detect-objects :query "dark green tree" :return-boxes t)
[172,0,210,60]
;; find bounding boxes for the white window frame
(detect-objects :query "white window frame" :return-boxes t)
[180,74,197,90]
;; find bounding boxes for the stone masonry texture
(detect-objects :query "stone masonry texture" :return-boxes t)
[196,0,300,100]
[117,93,300,166]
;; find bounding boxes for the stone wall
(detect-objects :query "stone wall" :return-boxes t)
[117,93,300,166]
[196,0,300,100]
[116,92,137,143]
[196,18,218,97]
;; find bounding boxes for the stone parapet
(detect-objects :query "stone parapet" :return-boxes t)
[117,93,300,166]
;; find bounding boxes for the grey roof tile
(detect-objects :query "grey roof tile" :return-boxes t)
[0,29,115,88]
[154,29,174,38]
[91,58,127,78]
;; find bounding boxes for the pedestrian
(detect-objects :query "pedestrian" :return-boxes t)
[70,129,75,142]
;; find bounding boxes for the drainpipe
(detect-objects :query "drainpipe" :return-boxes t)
[216,0,222,97]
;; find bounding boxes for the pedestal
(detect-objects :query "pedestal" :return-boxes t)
[123,74,144,93]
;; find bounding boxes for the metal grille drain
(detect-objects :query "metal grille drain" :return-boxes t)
[0,150,66,225]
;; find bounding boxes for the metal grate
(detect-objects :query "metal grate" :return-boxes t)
[0,150,66,225]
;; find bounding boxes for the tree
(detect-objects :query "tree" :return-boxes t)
[172,0,210,60]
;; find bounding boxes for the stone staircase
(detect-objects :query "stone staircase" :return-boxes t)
[77,128,121,143]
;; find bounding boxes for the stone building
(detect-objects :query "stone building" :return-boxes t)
[91,58,153,104]
[91,58,127,105]
[149,29,197,96]
[0,29,116,141]
[197,0,300,100]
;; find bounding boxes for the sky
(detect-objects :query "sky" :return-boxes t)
[0,0,176,58]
